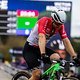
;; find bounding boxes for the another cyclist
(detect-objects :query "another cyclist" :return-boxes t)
[23,9,80,69]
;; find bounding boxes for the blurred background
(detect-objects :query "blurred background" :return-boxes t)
[0,0,80,80]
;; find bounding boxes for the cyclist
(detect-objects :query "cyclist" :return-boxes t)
[23,10,79,69]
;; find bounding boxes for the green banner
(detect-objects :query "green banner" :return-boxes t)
[17,17,38,29]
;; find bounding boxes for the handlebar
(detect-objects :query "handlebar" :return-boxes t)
[51,59,76,67]
[38,58,79,71]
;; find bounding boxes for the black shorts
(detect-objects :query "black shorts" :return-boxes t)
[23,41,55,69]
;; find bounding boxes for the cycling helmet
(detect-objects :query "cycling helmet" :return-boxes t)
[51,10,67,24]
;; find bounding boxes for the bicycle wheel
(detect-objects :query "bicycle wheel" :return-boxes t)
[12,71,31,80]
[63,77,79,80]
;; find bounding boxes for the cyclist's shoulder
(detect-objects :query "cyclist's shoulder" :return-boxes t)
[40,16,51,19]
[38,16,52,22]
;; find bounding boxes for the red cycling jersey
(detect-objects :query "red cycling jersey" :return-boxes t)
[38,17,67,39]
[27,17,67,46]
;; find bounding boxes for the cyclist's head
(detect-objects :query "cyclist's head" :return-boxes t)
[51,10,67,24]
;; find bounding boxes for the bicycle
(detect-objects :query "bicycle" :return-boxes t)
[12,59,79,80]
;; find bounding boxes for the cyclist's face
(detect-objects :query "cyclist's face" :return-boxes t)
[52,20,62,28]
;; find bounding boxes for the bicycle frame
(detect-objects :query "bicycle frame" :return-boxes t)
[12,59,79,80]
[41,62,61,80]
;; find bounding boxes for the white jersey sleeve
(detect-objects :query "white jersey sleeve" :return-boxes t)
[27,24,39,46]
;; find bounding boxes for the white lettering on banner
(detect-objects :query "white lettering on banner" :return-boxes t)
[9,49,22,54]
[13,50,22,54]
[46,2,71,12]
[54,2,71,11]
[20,11,35,17]
[0,0,8,10]
[46,6,58,11]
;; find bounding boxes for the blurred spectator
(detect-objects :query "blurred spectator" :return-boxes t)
[0,53,4,62]
[55,49,67,59]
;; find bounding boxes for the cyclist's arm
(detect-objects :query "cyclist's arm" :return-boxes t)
[62,38,77,58]
[38,17,48,55]
[59,25,77,58]
[38,33,46,55]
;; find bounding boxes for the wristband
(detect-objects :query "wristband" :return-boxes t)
[41,53,46,56]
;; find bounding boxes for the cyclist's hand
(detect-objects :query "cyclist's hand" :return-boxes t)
[41,54,51,64]
[73,57,80,66]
